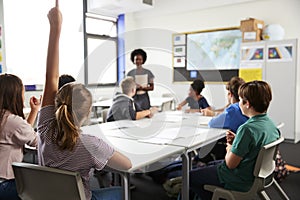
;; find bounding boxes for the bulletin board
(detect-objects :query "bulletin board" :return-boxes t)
[173,27,242,83]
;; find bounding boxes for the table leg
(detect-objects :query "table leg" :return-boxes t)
[181,152,189,200]
[120,172,130,200]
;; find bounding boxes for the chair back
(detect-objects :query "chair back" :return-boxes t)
[161,101,172,112]
[162,93,176,110]
[276,122,285,130]
[253,136,284,179]
[204,136,289,200]
[12,162,86,200]
[102,108,109,123]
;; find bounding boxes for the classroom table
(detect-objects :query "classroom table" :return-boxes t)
[82,111,227,200]
[81,125,184,200]
[24,110,225,200]
[92,97,175,118]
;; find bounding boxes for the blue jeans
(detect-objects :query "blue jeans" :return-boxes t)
[0,179,21,200]
[189,160,224,200]
[92,186,122,200]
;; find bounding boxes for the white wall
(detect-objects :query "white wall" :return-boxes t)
[124,0,300,110]
[0,0,6,72]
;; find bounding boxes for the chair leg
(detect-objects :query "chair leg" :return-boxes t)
[272,179,290,200]
[212,189,235,200]
[259,191,271,200]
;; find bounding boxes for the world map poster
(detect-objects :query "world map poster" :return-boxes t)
[186,29,242,71]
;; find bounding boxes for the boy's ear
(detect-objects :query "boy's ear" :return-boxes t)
[246,100,251,108]
[132,87,136,93]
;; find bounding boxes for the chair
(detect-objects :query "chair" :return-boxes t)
[12,162,86,200]
[161,101,172,112]
[102,108,109,123]
[204,136,290,200]
[277,122,285,130]
[89,108,110,124]
[162,93,176,110]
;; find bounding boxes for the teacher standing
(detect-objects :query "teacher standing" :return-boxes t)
[127,49,155,110]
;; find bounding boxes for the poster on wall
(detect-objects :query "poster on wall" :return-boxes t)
[267,44,293,62]
[173,34,186,45]
[241,46,264,61]
[239,63,263,82]
[173,57,185,68]
[173,45,186,56]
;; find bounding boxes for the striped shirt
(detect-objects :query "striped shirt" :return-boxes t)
[37,105,114,200]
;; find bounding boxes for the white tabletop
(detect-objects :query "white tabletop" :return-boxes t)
[82,111,226,200]
[81,123,184,172]
[92,97,174,108]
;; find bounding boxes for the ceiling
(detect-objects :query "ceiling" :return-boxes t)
[88,0,261,18]
[88,0,153,17]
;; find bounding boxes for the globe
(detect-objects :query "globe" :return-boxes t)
[262,24,285,40]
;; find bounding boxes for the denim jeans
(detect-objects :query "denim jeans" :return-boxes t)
[92,186,122,200]
[0,179,21,200]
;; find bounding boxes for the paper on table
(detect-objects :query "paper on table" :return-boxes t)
[138,137,173,145]
[162,110,183,115]
[104,130,134,139]
[165,115,183,122]
[100,120,137,131]
[197,116,213,126]
[137,127,213,144]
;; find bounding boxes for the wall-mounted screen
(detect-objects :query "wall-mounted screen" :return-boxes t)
[173,28,242,83]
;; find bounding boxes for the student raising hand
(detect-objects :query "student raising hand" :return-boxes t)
[42,1,62,107]
[38,2,132,200]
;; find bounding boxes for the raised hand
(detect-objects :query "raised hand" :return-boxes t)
[47,0,62,29]
[29,95,42,112]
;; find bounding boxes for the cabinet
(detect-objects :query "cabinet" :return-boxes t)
[240,39,299,142]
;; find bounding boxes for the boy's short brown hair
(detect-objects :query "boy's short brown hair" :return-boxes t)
[238,80,272,113]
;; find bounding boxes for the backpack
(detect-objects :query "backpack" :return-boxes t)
[274,149,289,182]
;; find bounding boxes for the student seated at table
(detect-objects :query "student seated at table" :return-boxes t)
[38,3,132,200]
[107,77,157,122]
[204,77,248,133]
[0,74,40,200]
[190,80,280,199]
[176,79,211,113]
[196,77,248,163]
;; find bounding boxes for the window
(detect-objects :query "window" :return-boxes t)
[85,13,118,85]
[3,0,84,85]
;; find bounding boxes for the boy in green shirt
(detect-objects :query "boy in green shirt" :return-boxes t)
[190,81,279,199]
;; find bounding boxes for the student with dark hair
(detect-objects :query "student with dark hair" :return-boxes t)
[38,2,132,200]
[0,74,40,200]
[189,80,280,199]
[176,79,211,112]
[58,74,75,89]
[127,48,155,110]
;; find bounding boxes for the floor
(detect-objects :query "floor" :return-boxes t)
[25,140,300,200]
[89,140,300,200]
